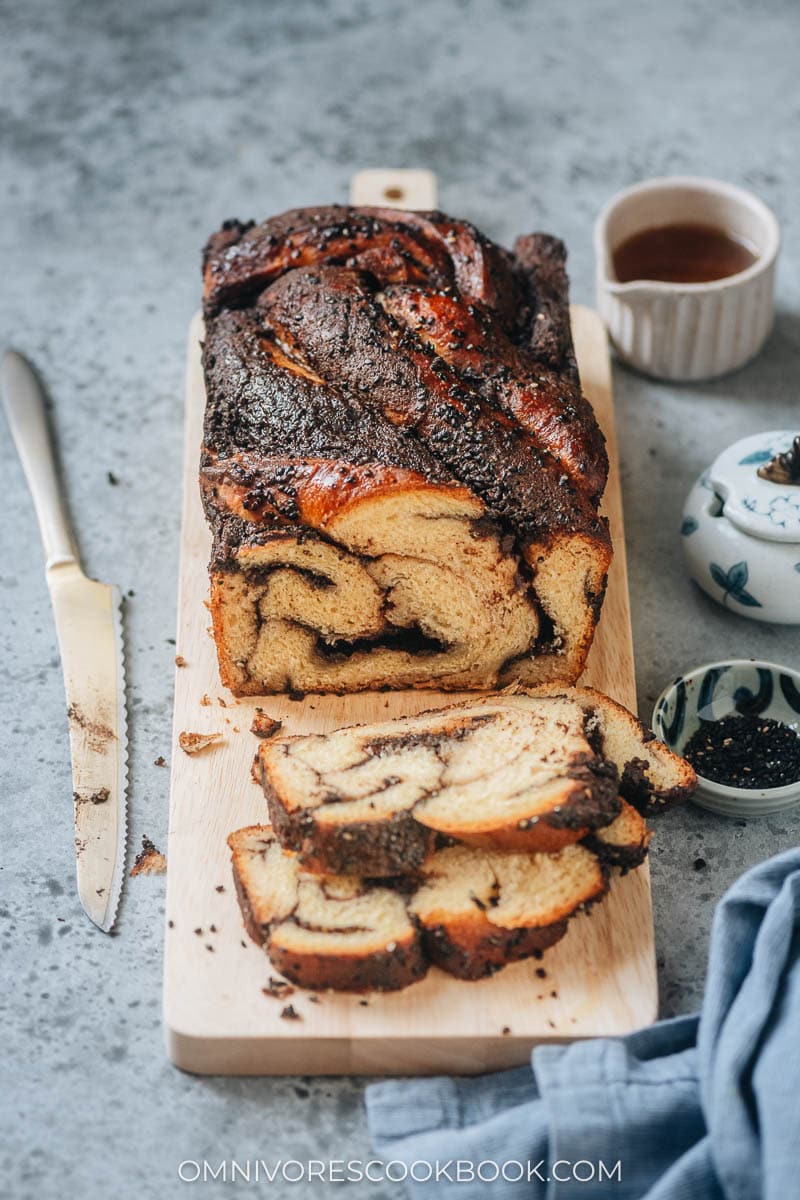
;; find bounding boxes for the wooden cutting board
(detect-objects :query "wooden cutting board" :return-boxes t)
[164,184,655,1075]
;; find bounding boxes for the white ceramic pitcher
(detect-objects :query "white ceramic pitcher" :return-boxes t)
[594,176,780,381]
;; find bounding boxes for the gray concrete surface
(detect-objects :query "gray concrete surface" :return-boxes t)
[2,0,799,1195]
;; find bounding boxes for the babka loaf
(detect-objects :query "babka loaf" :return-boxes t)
[228,826,609,990]
[201,206,611,695]
[256,686,694,876]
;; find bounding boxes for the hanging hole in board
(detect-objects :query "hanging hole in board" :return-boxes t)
[384,186,404,201]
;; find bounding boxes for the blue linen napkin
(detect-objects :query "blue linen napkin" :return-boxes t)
[366,848,800,1198]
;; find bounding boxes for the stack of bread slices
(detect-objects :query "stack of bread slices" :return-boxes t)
[229,685,696,992]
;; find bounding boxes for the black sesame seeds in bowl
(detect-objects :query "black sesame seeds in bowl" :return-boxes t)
[652,660,800,817]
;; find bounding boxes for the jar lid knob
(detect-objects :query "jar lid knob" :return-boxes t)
[709,431,800,544]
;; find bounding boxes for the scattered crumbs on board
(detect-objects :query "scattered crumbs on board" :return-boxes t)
[251,713,283,739]
[131,836,167,877]
[178,730,223,755]
[263,978,295,1000]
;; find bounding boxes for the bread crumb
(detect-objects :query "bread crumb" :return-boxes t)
[174,655,187,668]
[74,787,110,805]
[154,756,167,767]
[280,1004,302,1021]
[200,694,211,707]
[179,731,222,755]
[251,713,283,739]
[131,836,167,877]
[501,1025,511,1035]
[217,696,227,708]
[263,977,295,1000]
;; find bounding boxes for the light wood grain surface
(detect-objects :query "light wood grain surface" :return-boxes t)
[162,301,656,1075]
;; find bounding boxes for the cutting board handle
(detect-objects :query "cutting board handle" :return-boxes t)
[350,168,438,210]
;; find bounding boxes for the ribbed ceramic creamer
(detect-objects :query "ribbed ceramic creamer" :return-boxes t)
[595,177,780,381]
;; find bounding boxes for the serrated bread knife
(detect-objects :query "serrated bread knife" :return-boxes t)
[2,351,128,931]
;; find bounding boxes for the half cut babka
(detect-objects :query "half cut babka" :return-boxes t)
[200,206,612,695]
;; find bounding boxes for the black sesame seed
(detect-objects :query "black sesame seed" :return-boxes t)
[683,714,800,789]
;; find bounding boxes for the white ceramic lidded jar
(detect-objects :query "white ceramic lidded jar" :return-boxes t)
[681,431,800,624]
[595,177,780,381]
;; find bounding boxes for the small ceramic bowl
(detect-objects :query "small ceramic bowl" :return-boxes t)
[653,659,800,817]
[595,176,780,380]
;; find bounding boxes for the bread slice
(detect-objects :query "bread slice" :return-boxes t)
[228,826,608,990]
[258,694,621,876]
[526,684,697,813]
[257,685,693,876]
[584,799,651,872]
[410,841,607,980]
[228,826,427,992]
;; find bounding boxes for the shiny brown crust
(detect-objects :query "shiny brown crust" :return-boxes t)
[202,206,611,695]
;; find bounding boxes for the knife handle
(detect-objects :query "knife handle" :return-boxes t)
[1,350,78,570]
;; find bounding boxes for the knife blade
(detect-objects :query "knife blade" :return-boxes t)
[1,350,128,931]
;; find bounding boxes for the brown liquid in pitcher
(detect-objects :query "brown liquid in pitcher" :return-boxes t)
[612,222,758,284]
